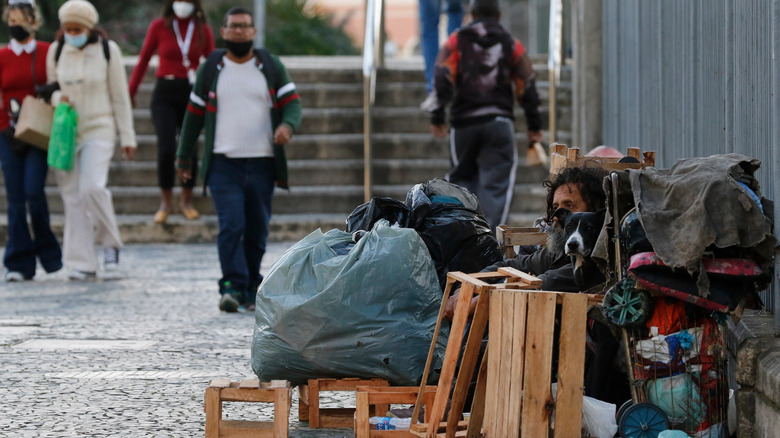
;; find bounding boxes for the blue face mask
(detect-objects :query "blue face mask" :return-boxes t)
[64,31,88,49]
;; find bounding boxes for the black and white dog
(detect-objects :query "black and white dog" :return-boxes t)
[552,208,606,289]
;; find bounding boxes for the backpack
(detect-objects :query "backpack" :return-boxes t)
[54,36,110,65]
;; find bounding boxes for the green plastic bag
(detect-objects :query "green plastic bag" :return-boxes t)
[47,103,78,171]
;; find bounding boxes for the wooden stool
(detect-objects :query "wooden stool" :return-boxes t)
[355,386,437,438]
[205,379,291,438]
[298,377,390,428]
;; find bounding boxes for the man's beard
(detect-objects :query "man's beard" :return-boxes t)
[547,226,566,259]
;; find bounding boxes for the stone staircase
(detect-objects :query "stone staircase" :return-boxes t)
[0,55,571,244]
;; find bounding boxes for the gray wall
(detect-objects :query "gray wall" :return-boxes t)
[602,0,780,321]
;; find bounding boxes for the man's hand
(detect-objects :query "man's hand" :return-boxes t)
[528,130,543,145]
[177,168,192,183]
[273,124,292,144]
[121,146,135,161]
[431,124,448,138]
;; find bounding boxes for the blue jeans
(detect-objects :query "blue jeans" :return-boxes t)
[0,135,62,277]
[419,0,464,93]
[207,155,275,303]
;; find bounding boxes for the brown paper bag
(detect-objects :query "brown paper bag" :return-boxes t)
[14,95,54,150]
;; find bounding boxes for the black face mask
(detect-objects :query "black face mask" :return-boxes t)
[225,39,253,58]
[9,25,31,42]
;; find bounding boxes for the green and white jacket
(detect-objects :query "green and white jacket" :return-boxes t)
[176,48,302,189]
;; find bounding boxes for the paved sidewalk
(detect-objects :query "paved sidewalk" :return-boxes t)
[0,243,360,437]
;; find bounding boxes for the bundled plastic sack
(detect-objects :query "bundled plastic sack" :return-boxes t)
[346,197,410,232]
[47,102,78,171]
[645,373,706,429]
[406,179,503,287]
[251,220,446,386]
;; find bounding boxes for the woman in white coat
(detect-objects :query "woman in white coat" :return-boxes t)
[46,0,136,279]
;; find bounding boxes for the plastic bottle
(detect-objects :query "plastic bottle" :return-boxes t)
[368,416,412,430]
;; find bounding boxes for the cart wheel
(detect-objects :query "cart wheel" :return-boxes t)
[616,399,633,425]
[618,402,668,438]
[601,279,653,327]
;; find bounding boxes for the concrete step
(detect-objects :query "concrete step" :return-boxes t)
[132,106,572,137]
[133,79,573,110]
[0,210,545,245]
[125,130,571,162]
[0,183,548,217]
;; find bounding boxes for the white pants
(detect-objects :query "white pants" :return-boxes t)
[56,139,122,272]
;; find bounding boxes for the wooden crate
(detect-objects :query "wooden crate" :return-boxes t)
[298,377,390,428]
[355,386,438,438]
[548,143,655,176]
[495,225,547,259]
[409,269,596,438]
[204,379,291,438]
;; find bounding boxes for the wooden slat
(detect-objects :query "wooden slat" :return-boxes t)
[520,293,557,438]
[219,420,275,438]
[553,293,588,438]
[219,388,276,403]
[446,271,491,288]
[308,379,321,427]
[205,387,221,438]
[466,345,488,438]
[274,385,290,438]
[627,147,640,159]
[447,286,490,437]
[209,378,231,388]
[356,391,370,438]
[239,379,260,389]
[412,275,456,425]
[484,290,503,438]
[497,292,515,438]
[497,267,543,287]
[320,378,388,391]
[425,281,476,438]
[370,431,416,438]
[506,292,529,438]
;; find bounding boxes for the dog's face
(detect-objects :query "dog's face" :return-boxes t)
[552,208,606,261]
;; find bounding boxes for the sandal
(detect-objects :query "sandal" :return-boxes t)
[182,207,200,220]
[153,210,168,224]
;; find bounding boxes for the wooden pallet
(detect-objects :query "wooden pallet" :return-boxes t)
[355,386,438,438]
[205,379,291,438]
[548,143,655,176]
[298,377,390,428]
[409,269,593,438]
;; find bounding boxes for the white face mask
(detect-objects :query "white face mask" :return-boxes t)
[172,1,195,19]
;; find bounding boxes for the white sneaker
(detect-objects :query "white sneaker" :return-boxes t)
[103,247,119,271]
[67,270,96,281]
[5,271,24,282]
[419,92,439,112]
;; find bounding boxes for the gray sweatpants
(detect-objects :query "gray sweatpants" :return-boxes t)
[446,117,517,233]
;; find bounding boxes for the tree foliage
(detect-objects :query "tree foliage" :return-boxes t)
[2,0,357,55]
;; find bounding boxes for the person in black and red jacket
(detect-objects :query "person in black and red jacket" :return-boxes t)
[0,0,62,282]
[427,0,543,235]
[128,0,215,224]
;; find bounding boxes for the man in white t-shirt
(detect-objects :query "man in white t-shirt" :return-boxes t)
[176,7,302,312]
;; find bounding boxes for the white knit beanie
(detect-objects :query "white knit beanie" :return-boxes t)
[58,0,98,29]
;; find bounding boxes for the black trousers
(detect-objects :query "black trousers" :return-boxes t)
[151,78,197,189]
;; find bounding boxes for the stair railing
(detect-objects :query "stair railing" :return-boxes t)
[547,0,563,143]
[363,0,385,202]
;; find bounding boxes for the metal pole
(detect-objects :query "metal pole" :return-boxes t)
[547,0,562,143]
[254,0,266,47]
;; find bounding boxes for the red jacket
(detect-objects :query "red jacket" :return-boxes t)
[128,17,215,98]
[0,41,49,130]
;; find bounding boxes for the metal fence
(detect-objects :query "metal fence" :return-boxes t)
[602,0,780,323]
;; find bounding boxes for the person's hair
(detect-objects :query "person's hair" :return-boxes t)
[3,2,43,32]
[222,6,253,27]
[469,0,500,20]
[162,0,207,46]
[543,166,608,220]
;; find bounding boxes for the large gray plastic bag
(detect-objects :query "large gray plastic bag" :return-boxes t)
[251,220,447,386]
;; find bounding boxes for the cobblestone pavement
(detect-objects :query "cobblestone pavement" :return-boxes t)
[0,243,363,437]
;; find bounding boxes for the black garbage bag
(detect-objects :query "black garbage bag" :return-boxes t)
[406,179,502,288]
[346,197,410,233]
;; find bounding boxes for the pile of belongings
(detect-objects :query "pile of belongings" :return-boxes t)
[252,179,502,385]
[597,153,775,314]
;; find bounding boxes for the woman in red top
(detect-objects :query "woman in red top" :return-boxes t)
[129,0,214,224]
[0,0,62,282]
